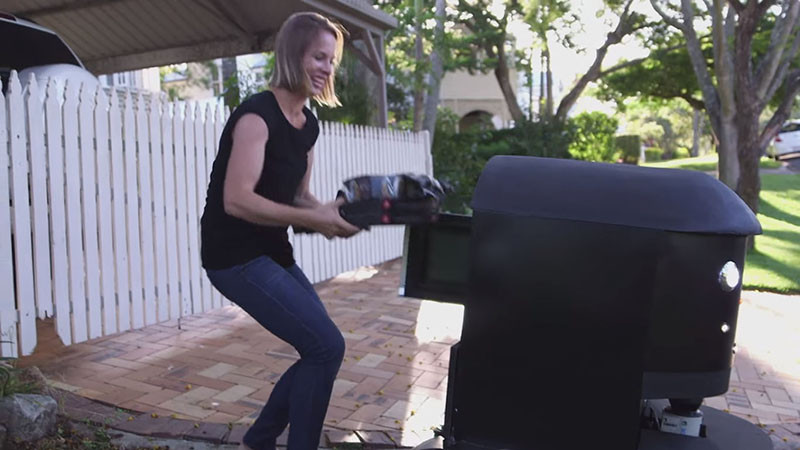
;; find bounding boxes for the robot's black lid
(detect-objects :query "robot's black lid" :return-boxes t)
[471,156,762,235]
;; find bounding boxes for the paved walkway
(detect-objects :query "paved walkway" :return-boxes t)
[17,259,800,448]
[715,291,800,449]
[19,259,460,448]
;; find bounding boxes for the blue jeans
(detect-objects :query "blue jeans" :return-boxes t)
[206,256,345,450]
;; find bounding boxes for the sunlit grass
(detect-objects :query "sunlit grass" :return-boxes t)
[641,153,782,171]
[743,174,800,294]
[641,155,798,294]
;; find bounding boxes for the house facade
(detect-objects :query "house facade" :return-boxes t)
[440,69,517,131]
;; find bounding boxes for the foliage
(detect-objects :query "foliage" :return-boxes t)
[222,73,243,108]
[0,363,11,396]
[522,0,579,119]
[377,0,467,129]
[566,111,618,162]
[317,51,375,125]
[447,0,522,75]
[615,134,641,164]
[0,362,40,398]
[595,31,706,111]
[435,107,461,135]
[452,0,554,123]
[12,416,130,450]
[597,13,798,115]
[523,0,578,51]
[612,97,708,157]
[644,147,663,162]
[651,0,800,218]
[433,109,628,212]
[160,61,222,102]
[432,113,571,212]
[380,0,657,128]
[221,55,274,109]
[673,147,690,159]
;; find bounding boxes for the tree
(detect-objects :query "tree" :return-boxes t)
[595,33,706,111]
[549,0,653,122]
[619,98,705,157]
[450,0,653,124]
[422,0,447,134]
[221,57,239,108]
[524,0,577,120]
[594,33,711,156]
[378,0,455,134]
[413,0,426,131]
[160,61,222,101]
[317,51,376,124]
[650,0,800,219]
[451,0,528,122]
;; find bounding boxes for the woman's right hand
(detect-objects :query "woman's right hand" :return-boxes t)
[311,198,361,239]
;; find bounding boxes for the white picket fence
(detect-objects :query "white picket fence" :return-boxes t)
[0,71,432,358]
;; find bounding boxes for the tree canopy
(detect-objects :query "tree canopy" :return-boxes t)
[651,0,800,223]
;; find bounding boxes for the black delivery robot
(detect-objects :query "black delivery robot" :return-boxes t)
[401,156,771,450]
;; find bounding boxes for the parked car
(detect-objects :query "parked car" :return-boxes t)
[1,11,98,93]
[770,120,800,160]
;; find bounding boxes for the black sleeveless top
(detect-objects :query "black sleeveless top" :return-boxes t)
[201,91,319,269]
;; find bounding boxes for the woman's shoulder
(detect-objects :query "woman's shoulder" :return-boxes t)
[233,91,278,125]
[239,90,274,109]
[302,106,320,135]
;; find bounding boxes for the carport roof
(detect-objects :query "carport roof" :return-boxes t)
[1,0,397,74]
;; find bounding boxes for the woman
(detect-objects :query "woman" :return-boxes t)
[200,12,361,450]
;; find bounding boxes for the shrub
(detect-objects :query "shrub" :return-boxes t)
[0,363,39,397]
[644,147,664,162]
[432,112,621,214]
[432,119,571,213]
[615,135,641,164]
[566,112,619,162]
[673,147,691,159]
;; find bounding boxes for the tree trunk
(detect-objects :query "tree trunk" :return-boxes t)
[717,120,740,190]
[412,0,425,132]
[734,94,763,214]
[691,108,701,156]
[539,51,546,118]
[495,47,526,123]
[554,34,623,122]
[422,0,446,137]
[544,43,554,120]
[555,0,634,122]
[528,51,534,121]
[736,110,762,251]
[736,134,761,217]
[221,57,239,108]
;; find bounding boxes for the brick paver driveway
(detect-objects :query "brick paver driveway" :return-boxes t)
[17,259,800,448]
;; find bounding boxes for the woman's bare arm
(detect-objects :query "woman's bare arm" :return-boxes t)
[222,114,358,238]
[293,149,323,209]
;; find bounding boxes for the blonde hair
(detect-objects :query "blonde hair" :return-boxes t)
[270,12,346,107]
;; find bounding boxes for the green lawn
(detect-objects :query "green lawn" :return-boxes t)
[742,174,800,294]
[642,153,782,171]
[641,155,799,294]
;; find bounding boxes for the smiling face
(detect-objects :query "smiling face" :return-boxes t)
[270,12,345,107]
[303,30,337,96]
